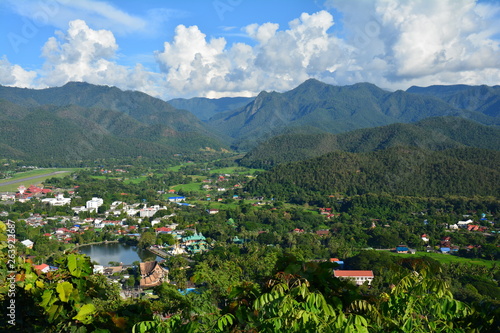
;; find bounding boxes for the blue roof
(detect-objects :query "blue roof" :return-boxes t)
[169,196,185,199]
[396,246,409,251]
[440,247,450,252]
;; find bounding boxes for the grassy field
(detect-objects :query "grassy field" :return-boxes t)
[392,252,496,269]
[0,168,79,192]
[171,182,204,193]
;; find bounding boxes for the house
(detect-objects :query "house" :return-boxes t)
[421,234,429,242]
[207,209,219,214]
[168,196,185,203]
[139,261,168,288]
[315,230,330,236]
[21,239,34,249]
[330,258,344,269]
[34,264,50,273]
[333,270,374,286]
[457,219,473,228]
[395,245,409,254]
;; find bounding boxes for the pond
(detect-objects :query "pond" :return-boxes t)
[79,242,161,265]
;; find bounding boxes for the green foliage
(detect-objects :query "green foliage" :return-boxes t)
[240,117,500,169]
[246,147,500,201]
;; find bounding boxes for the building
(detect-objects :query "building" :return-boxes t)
[34,264,50,273]
[41,193,71,206]
[139,261,168,288]
[21,239,34,249]
[333,270,374,286]
[168,196,185,203]
[86,197,104,213]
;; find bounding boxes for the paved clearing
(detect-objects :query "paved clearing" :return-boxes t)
[0,171,70,186]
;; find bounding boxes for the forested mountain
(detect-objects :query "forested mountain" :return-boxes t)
[245,147,500,201]
[0,82,219,135]
[239,117,500,169]
[407,84,500,118]
[167,96,254,121]
[0,99,227,165]
[208,79,499,150]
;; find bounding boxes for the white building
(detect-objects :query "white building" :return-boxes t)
[86,197,104,213]
[42,193,71,206]
[457,219,473,228]
[21,239,34,249]
[333,270,374,286]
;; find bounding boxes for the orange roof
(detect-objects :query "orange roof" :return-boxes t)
[334,270,373,277]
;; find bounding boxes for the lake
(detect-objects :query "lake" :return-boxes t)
[79,242,161,265]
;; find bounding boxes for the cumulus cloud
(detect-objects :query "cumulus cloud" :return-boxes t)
[155,10,350,97]
[38,19,160,96]
[328,0,500,88]
[0,56,37,87]
[2,0,500,99]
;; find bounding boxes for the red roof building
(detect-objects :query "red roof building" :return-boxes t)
[333,270,374,286]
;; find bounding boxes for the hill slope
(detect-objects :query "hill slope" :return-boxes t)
[239,117,500,169]
[167,96,254,121]
[245,147,500,201]
[208,79,498,150]
[407,84,500,118]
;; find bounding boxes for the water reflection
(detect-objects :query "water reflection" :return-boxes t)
[79,243,160,265]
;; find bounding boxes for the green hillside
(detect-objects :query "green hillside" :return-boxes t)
[245,147,500,201]
[407,84,500,118]
[167,96,254,121]
[209,79,498,150]
[239,117,500,169]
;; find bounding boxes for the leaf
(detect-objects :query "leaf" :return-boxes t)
[57,281,74,302]
[67,254,92,278]
[40,289,57,309]
[73,303,96,324]
[47,304,62,323]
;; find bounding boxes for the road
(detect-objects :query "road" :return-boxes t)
[0,170,70,186]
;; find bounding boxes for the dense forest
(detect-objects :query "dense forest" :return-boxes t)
[244,147,500,201]
[239,117,500,169]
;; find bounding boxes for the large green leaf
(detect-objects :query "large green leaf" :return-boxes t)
[73,303,96,324]
[67,254,92,278]
[56,281,74,302]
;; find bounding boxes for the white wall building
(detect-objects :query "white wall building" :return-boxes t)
[42,193,71,206]
[86,197,104,213]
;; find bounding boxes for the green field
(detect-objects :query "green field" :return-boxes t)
[171,182,204,193]
[392,252,496,269]
[0,168,79,192]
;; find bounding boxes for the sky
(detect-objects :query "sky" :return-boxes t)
[1,0,500,100]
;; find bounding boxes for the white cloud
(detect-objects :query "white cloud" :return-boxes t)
[0,56,37,87]
[2,1,500,99]
[328,0,500,89]
[38,19,161,96]
[155,10,350,97]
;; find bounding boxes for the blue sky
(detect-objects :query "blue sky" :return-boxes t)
[1,0,500,99]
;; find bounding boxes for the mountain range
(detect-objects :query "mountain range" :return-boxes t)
[0,82,228,165]
[0,79,499,165]
[206,79,499,150]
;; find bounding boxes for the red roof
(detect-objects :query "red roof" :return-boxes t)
[34,264,49,271]
[334,270,374,278]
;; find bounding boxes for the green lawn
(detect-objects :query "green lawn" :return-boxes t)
[171,182,204,193]
[392,252,496,269]
[0,168,79,192]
